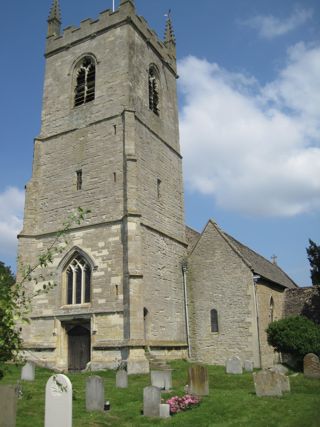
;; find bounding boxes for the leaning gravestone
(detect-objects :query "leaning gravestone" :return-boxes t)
[0,385,17,427]
[226,356,243,374]
[21,361,35,381]
[116,370,128,388]
[86,376,105,411]
[45,374,72,427]
[143,386,161,417]
[253,370,283,397]
[244,360,254,372]
[188,365,209,396]
[151,370,172,390]
[303,353,320,379]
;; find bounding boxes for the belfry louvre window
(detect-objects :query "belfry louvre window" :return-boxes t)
[66,254,91,305]
[148,65,159,115]
[210,309,219,333]
[74,57,96,107]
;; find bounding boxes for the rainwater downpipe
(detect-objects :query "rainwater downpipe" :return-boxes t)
[182,262,191,359]
[253,274,262,369]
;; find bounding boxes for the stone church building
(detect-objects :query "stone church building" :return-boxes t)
[18,0,297,374]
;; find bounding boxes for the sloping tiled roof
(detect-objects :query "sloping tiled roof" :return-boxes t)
[186,224,297,289]
[224,232,297,289]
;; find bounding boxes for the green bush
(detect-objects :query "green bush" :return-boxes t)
[267,316,320,365]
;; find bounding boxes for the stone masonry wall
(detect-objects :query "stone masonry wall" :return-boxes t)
[255,282,285,367]
[142,226,187,345]
[188,221,260,367]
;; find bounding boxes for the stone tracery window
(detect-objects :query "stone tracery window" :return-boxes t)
[74,57,96,107]
[148,65,160,115]
[65,253,91,305]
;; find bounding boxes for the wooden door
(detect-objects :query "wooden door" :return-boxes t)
[68,325,90,371]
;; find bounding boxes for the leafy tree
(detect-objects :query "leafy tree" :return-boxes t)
[0,207,89,379]
[306,239,320,286]
[267,316,320,368]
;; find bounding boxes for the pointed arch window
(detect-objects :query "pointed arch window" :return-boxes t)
[269,297,274,323]
[148,65,160,115]
[65,253,91,305]
[74,57,96,107]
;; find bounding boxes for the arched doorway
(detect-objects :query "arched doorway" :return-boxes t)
[67,324,91,371]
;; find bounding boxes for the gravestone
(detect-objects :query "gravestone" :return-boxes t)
[21,361,35,381]
[159,403,171,418]
[116,370,128,388]
[244,360,254,372]
[278,373,290,392]
[226,356,243,374]
[188,365,209,396]
[303,353,320,379]
[143,386,161,417]
[0,385,17,427]
[150,370,172,390]
[253,370,283,397]
[270,364,289,375]
[86,376,105,411]
[45,374,72,427]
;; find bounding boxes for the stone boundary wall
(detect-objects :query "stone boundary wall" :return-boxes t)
[284,287,320,324]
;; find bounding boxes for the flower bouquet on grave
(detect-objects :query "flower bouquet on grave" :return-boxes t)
[166,394,201,414]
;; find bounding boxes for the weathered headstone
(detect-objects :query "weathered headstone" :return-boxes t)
[45,374,72,427]
[0,385,17,427]
[303,353,320,379]
[270,364,289,375]
[253,370,283,397]
[226,356,243,374]
[150,370,172,390]
[159,403,171,418]
[143,386,161,417]
[116,370,128,388]
[278,373,290,393]
[86,376,105,411]
[188,365,209,396]
[21,361,35,381]
[244,360,254,372]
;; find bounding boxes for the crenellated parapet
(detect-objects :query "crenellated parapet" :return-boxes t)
[46,2,177,74]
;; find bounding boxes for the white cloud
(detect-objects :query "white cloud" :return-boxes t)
[178,44,320,217]
[243,8,313,39]
[0,187,25,259]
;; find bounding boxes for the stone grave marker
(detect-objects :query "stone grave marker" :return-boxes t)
[244,360,254,372]
[278,372,290,393]
[0,385,17,427]
[253,370,283,397]
[303,353,320,379]
[45,374,72,427]
[143,386,161,417]
[86,376,105,411]
[21,361,35,381]
[226,356,243,374]
[188,365,209,396]
[150,370,172,390]
[116,370,128,388]
[159,403,171,418]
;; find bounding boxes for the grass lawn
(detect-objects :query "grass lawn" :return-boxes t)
[2,360,320,426]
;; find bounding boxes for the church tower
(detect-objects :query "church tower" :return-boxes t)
[18,0,187,373]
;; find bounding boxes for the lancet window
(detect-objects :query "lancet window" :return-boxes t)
[148,65,160,115]
[210,308,219,333]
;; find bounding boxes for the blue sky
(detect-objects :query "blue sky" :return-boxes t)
[1,0,319,285]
